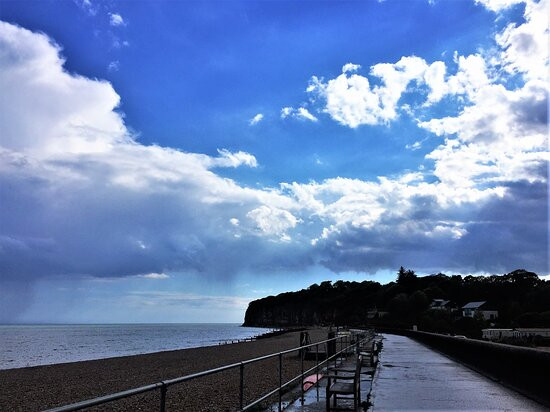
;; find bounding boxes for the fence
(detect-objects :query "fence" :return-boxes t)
[45,330,374,412]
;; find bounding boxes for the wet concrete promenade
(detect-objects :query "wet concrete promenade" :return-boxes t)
[371,334,546,411]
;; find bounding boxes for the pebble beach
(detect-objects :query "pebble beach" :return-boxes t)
[0,328,328,411]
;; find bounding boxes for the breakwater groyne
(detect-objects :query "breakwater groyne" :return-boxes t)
[376,328,550,407]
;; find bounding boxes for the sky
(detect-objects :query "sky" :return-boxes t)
[0,0,548,323]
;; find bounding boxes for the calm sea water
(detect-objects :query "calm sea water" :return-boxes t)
[0,323,270,370]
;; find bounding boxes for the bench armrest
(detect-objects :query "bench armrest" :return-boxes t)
[324,374,356,380]
[329,366,355,371]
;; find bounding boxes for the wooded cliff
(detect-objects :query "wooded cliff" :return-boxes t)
[243,268,550,338]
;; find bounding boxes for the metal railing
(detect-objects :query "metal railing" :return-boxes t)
[45,330,374,412]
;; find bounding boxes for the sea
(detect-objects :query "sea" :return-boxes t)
[0,323,271,370]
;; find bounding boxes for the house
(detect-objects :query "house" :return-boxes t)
[462,301,498,320]
[430,299,451,310]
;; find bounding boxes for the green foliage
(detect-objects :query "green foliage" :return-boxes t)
[453,316,485,339]
[515,312,550,328]
[397,266,417,283]
[410,290,429,312]
[418,310,453,334]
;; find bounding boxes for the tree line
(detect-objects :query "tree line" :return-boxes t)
[243,268,550,338]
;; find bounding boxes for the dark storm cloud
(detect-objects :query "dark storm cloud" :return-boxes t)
[314,180,548,275]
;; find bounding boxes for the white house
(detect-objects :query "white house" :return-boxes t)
[462,301,498,320]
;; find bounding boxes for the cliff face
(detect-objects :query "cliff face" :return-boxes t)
[243,297,332,327]
[243,280,381,327]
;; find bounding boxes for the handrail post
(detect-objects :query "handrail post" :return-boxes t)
[159,382,167,412]
[344,335,347,356]
[315,343,320,399]
[278,352,283,412]
[315,343,319,380]
[300,345,304,404]
[239,362,244,410]
[334,338,337,369]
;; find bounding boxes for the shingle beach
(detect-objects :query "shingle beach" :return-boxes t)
[0,328,328,411]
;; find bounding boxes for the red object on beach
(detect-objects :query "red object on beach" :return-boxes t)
[303,373,322,391]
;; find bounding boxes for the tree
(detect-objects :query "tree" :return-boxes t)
[244,268,548,333]
[397,266,417,283]
[397,266,418,292]
[410,290,429,312]
[388,293,410,318]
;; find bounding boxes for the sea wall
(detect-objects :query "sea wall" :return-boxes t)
[376,328,550,407]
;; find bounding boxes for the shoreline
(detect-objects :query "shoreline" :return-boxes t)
[2,327,296,373]
[0,323,275,371]
[0,327,327,411]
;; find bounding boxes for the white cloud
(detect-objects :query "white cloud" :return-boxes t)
[213,148,258,168]
[249,113,264,125]
[137,273,170,279]
[495,0,549,81]
[280,106,293,118]
[0,21,302,293]
[111,37,129,49]
[75,0,97,16]
[423,54,490,105]
[280,106,318,122]
[307,73,374,128]
[296,107,318,122]
[247,205,299,241]
[0,22,126,156]
[296,0,547,208]
[426,224,467,240]
[282,172,503,234]
[405,141,422,151]
[230,218,240,226]
[475,0,524,12]
[306,53,494,127]
[107,60,119,72]
[420,3,548,191]
[109,13,125,27]
[423,61,447,103]
[281,26,547,268]
[342,63,361,73]
[421,80,548,186]
[307,56,441,127]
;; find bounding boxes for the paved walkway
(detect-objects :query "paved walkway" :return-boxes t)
[371,334,545,411]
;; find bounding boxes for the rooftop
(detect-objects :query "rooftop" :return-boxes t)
[462,301,487,309]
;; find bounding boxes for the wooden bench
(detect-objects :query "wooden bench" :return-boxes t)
[358,339,381,367]
[326,354,362,411]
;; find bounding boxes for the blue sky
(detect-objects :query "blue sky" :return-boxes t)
[0,0,548,323]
